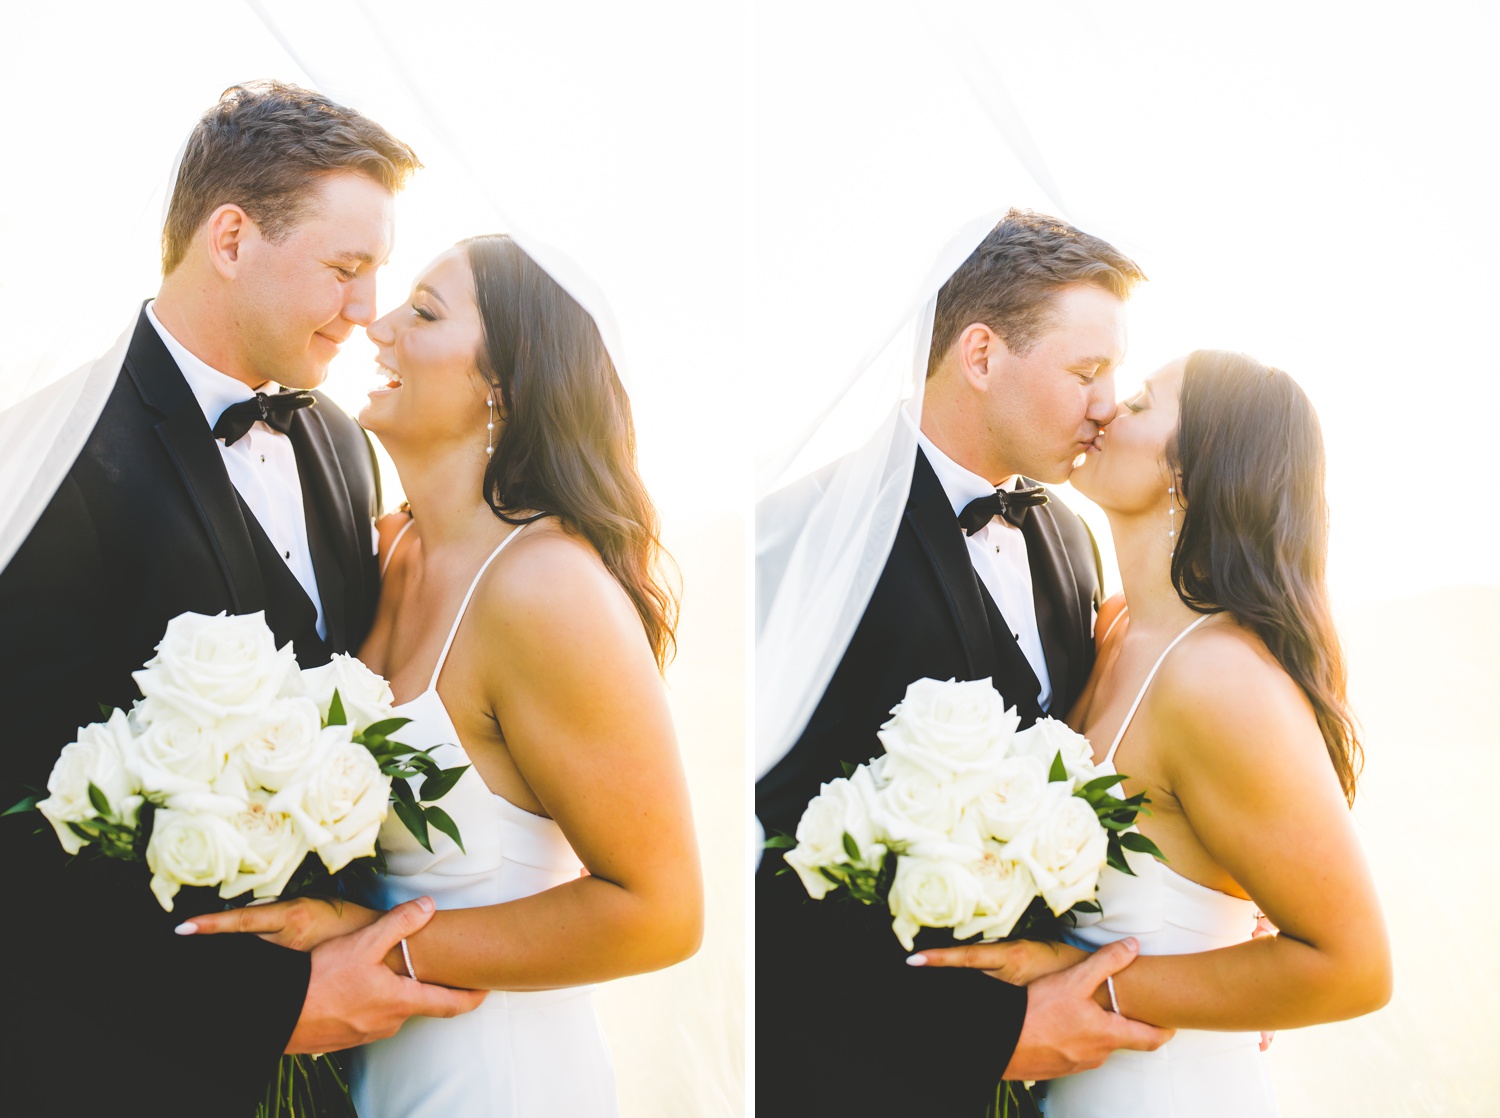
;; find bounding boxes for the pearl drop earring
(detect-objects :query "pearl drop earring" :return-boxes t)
[1167,485,1176,540]
[486,396,495,456]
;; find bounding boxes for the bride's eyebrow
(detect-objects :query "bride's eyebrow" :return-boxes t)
[414,282,448,308]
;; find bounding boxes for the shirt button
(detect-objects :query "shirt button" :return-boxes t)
[260,455,266,463]
[283,550,291,559]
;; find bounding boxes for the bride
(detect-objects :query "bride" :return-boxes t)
[189,234,703,1116]
[914,350,1391,1115]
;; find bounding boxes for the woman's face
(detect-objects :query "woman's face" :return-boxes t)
[1071,356,1185,516]
[360,247,493,452]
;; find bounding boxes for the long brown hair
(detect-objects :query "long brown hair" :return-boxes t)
[1168,350,1361,802]
[463,234,678,669]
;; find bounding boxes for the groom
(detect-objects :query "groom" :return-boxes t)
[756,211,1172,1115]
[0,83,483,1117]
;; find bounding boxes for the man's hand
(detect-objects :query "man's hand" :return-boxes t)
[1001,938,1174,1081]
[285,896,487,1054]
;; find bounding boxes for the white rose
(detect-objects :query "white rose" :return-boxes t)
[878,677,1018,780]
[783,766,883,900]
[131,716,235,798]
[955,843,1039,942]
[870,763,971,847]
[232,698,325,792]
[967,755,1052,842]
[887,854,984,951]
[1011,717,1097,790]
[1009,788,1109,915]
[132,611,297,725]
[146,808,248,911]
[219,793,311,901]
[36,710,144,854]
[299,654,396,734]
[270,727,390,874]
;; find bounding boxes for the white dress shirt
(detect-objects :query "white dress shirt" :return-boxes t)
[146,302,327,640]
[912,419,1053,711]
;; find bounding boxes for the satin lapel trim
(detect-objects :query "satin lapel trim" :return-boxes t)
[288,404,359,652]
[154,407,268,616]
[1022,496,1085,713]
[904,451,996,680]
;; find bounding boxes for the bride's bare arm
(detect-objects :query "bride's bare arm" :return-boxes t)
[393,531,703,989]
[918,626,1391,1032]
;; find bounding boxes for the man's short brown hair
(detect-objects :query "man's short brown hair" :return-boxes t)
[927,209,1145,375]
[161,81,421,274]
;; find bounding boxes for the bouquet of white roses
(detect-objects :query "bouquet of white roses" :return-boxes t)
[768,676,1161,951]
[11,610,466,909]
[5,609,470,1118]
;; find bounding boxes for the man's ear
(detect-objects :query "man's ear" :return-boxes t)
[204,203,255,279]
[954,322,1006,392]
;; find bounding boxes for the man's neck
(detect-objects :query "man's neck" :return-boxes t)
[916,405,1016,488]
[152,283,269,391]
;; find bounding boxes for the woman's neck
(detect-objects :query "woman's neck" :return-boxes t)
[389,441,501,556]
[1106,508,1200,635]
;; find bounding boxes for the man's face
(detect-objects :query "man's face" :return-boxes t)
[232,171,395,390]
[983,283,1127,484]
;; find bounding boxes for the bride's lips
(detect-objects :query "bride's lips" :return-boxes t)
[367,360,403,398]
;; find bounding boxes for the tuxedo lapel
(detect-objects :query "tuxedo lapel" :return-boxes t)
[124,311,268,616]
[904,451,1000,682]
[1021,492,1087,713]
[286,402,362,654]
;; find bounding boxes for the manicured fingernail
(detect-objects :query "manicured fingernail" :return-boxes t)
[174,922,197,935]
[416,896,434,912]
[905,954,926,966]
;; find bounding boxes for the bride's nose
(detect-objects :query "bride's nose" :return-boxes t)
[367,308,398,347]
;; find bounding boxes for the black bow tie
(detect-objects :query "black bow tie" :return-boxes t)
[211,391,315,446]
[957,485,1049,535]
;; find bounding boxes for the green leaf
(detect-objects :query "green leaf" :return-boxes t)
[1106,834,1137,876]
[1048,750,1068,783]
[1119,831,1168,861]
[1079,773,1126,796]
[361,717,412,739]
[841,761,856,778]
[86,783,113,818]
[2,795,39,817]
[1069,899,1101,914]
[97,703,116,719]
[327,689,347,727]
[390,777,419,811]
[424,805,465,853]
[841,831,862,863]
[392,798,432,852]
[762,833,796,850]
[419,765,469,803]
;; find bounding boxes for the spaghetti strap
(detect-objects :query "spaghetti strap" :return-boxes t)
[1102,614,1211,768]
[380,516,416,578]
[1099,603,1129,647]
[427,522,530,693]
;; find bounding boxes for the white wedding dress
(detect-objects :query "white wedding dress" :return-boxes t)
[346,521,620,1118]
[1041,615,1279,1117]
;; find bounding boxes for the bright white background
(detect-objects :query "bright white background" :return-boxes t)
[751,3,1497,1114]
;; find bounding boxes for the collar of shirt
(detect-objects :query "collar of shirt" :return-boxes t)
[906,410,1021,521]
[145,300,279,432]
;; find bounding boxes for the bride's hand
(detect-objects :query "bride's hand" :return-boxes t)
[908,939,1090,985]
[176,897,385,955]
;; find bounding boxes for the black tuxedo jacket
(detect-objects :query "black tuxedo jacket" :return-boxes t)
[756,449,1102,1117]
[0,309,382,1117]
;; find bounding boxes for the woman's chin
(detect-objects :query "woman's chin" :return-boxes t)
[358,386,401,431]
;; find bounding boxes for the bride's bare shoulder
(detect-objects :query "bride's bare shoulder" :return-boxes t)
[475,520,640,645]
[1151,617,1321,761]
